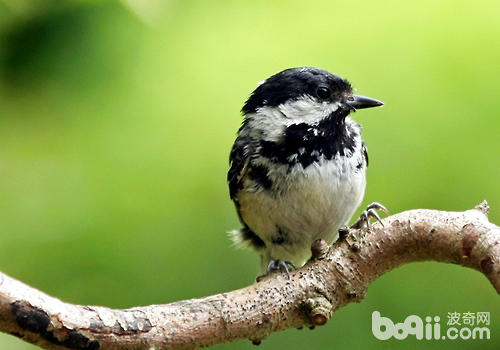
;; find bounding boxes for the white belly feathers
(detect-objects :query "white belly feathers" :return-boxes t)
[237,153,366,266]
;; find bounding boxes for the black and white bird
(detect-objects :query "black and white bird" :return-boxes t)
[228,67,386,275]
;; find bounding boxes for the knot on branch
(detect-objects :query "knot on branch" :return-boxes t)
[303,296,333,326]
[310,239,329,260]
[474,200,490,216]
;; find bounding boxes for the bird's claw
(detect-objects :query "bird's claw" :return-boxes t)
[267,260,296,275]
[256,260,296,281]
[350,202,389,230]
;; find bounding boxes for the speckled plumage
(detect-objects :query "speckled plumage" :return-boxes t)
[228,67,382,274]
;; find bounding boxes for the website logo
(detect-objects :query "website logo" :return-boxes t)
[372,311,491,340]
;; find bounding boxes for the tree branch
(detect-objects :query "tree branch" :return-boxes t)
[0,202,499,350]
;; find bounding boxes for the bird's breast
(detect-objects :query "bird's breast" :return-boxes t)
[237,152,366,264]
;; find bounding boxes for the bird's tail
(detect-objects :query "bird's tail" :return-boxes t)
[227,227,265,252]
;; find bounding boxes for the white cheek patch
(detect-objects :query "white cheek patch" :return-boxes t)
[245,96,341,142]
[278,95,341,123]
[243,109,287,142]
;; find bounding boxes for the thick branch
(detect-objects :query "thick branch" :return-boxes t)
[0,202,499,350]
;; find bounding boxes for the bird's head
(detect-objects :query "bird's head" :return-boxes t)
[241,67,383,138]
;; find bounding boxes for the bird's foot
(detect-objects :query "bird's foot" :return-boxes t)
[256,260,296,281]
[350,202,389,230]
[267,259,296,274]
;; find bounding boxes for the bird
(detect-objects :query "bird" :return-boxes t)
[227,67,386,276]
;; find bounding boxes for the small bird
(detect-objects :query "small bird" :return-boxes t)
[228,67,386,276]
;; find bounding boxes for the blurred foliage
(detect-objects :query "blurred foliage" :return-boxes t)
[0,0,499,349]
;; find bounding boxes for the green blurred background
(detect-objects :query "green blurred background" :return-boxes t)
[0,0,499,349]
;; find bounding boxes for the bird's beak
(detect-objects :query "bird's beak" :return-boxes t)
[347,94,384,110]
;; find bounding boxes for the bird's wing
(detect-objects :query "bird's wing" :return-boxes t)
[362,142,369,167]
[227,136,267,252]
[227,135,251,200]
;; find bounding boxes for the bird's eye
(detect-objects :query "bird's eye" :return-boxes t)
[316,86,331,100]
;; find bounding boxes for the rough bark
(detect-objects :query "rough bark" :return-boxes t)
[0,202,498,350]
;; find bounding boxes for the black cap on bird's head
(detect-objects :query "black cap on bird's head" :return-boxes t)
[242,67,383,115]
